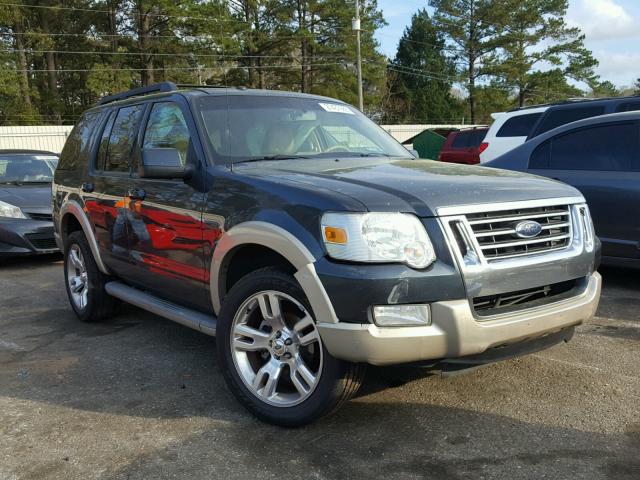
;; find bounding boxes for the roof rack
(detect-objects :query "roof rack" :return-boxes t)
[97,82,178,105]
[508,94,640,112]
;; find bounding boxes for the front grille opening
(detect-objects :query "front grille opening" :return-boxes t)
[25,233,58,251]
[465,204,572,260]
[473,279,580,316]
[27,212,53,221]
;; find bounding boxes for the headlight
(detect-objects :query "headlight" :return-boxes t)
[0,200,27,219]
[578,204,595,252]
[321,212,436,268]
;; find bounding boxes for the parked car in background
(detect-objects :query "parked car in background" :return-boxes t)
[480,96,640,163]
[479,106,548,163]
[0,150,59,257]
[487,111,640,268]
[53,83,601,426]
[438,127,488,164]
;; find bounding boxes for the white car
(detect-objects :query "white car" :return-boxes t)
[479,106,548,163]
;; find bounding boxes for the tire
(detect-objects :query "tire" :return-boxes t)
[217,267,365,427]
[64,231,117,322]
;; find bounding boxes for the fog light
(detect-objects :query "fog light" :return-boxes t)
[373,305,431,327]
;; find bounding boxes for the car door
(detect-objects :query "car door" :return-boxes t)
[528,121,640,260]
[124,99,210,311]
[83,104,145,272]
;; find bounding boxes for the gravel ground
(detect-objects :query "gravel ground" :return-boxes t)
[0,254,638,480]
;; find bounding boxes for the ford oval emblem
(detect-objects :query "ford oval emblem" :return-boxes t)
[514,220,542,238]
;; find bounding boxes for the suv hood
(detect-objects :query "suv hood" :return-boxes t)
[0,184,52,210]
[236,158,582,217]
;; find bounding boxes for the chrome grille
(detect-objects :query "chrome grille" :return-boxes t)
[465,204,572,260]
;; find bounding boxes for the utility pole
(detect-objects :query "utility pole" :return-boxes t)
[353,0,364,112]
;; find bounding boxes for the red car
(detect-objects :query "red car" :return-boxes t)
[438,127,489,165]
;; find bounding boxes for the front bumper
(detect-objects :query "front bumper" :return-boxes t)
[0,218,58,257]
[317,271,601,366]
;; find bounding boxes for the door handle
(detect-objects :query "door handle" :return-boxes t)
[81,182,94,193]
[127,188,146,200]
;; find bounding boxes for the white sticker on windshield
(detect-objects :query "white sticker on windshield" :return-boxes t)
[319,103,355,114]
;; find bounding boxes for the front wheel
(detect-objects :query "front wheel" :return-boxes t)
[217,268,365,427]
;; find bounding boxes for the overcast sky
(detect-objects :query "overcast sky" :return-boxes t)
[374,0,640,88]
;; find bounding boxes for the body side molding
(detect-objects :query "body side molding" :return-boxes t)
[210,221,339,324]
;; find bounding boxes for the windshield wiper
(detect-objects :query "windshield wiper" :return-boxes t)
[0,180,23,186]
[357,152,391,157]
[235,154,310,164]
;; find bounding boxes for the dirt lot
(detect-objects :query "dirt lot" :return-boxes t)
[0,255,638,480]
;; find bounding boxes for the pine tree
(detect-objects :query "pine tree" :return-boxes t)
[387,9,461,123]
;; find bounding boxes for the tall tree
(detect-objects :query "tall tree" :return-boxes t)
[495,0,598,107]
[429,0,511,123]
[387,9,461,123]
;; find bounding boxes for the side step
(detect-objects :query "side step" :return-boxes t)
[105,281,217,336]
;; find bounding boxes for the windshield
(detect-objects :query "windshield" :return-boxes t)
[0,154,58,184]
[198,95,412,163]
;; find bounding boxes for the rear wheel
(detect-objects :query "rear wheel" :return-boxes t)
[217,268,365,427]
[64,231,116,322]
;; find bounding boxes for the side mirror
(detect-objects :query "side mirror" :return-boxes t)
[140,148,190,179]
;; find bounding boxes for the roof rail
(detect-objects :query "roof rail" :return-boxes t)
[508,94,640,112]
[97,82,178,106]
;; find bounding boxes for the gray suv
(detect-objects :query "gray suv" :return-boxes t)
[53,83,601,426]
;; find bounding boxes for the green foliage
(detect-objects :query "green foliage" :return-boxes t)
[385,9,462,123]
[494,0,598,107]
[0,0,388,125]
[589,80,621,98]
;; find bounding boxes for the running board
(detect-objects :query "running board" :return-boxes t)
[105,281,217,336]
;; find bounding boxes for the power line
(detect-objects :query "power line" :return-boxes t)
[7,49,346,61]
[6,62,350,73]
[0,2,247,24]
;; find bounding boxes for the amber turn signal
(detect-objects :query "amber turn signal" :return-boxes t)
[324,226,348,244]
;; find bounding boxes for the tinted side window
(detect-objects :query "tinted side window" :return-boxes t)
[451,132,471,148]
[615,101,640,113]
[544,123,639,171]
[529,141,551,169]
[96,111,116,171]
[142,102,190,165]
[497,112,542,137]
[58,110,102,170]
[535,106,606,136]
[105,105,144,173]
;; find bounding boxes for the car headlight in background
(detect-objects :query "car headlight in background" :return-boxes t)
[321,212,436,268]
[0,200,27,219]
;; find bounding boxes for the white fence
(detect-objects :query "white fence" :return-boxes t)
[0,126,73,153]
[0,124,484,154]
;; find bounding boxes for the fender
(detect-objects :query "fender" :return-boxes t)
[59,200,109,275]
[210,221,339,324]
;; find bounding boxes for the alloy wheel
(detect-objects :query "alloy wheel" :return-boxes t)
[230,290,323,407]
[66,244,89,310]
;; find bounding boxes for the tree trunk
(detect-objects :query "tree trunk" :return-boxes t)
[13,21,32,107]
[138,6,154,86]
[468,62,476,124]
[40,14,61,123]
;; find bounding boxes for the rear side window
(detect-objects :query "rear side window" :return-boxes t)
[533,122,640,171]
[58,111,102,170]
[451,132,471,148]
[451,130,486,148]
[496,112,542,137]
[142,102,190,165]
[534,106,606,136]
[103,105,144,173]
[615,101,640,113]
